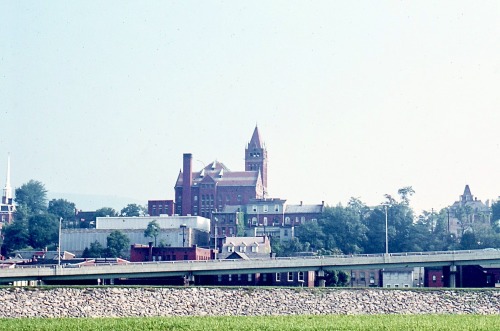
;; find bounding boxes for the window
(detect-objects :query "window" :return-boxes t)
[284,229,288,236]
[228,274,232,282]
[351,272,356,281]
[394,284,399,288]
[263,217,268,226]
[404,284,409,288]
[239,245,246,253]
[287,272,293,282]
[252,205,257,212]
[251,245,258,252]
[285,217,291,225]
[276,273,281,282]
[228,245,234,252]
[360,272,366,281]
[263,205,268,213]
[238,274,242,281]
[184,255,188,260]
[263,274,267,282]
[194,195,198,201]
[301,216,305,223]
[229,227,234,235]
[386,284,391,288]
[432,275,437,282]
[237,195,242,202]
[252,217,257,225]
[248,274,252,282]
[298,272,304,282]
[275,205,279,212]
[218,275,222,282]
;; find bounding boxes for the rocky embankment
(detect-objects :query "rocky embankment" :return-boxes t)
[1,287,499,318]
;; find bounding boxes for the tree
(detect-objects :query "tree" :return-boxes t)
[144,220,160,246]
[14,180,48,215]
[95,207,118,218]
[320,205,368,254]
[106,230,130,258]
[1,219,30,255]
[82,241,105,258]
[48,199,76,227]
[295,220,325,251]
[492,200,500,224]
[28,214,59,250]
[120,204,145,217]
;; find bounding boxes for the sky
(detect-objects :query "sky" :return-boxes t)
[1,1,499,215]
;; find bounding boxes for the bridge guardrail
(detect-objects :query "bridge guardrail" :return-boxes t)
[9,249,491,271]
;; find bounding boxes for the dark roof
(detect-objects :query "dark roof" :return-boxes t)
[225,252,250,260]
[248,126,263,149]
[463,185,472,198]
[215,205,244,213]
[175,163,261,188]
[285,204,324,214]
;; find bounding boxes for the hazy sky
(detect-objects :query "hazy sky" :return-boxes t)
[1,1,499,214]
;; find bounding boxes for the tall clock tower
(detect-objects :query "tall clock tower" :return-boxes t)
[245,126,268,194]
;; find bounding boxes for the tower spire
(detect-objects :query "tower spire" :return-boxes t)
[2,155,12,204]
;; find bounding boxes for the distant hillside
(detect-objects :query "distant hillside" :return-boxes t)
[48,192,146,212]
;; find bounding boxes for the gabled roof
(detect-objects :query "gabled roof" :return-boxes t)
[224,236,267,247]
[225,252,250,260]
[175,163,261,188]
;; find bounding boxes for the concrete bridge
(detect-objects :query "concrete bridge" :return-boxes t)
[2,249,500,287]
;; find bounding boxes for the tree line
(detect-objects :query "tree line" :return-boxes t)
[0,179,146,257]
[273,187,500,257]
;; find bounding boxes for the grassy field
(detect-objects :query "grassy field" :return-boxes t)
[1,315,500,331]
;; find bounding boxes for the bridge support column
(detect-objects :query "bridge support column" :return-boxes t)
[449,265,457,288]
[317,270,326,287]
[183,273,195,286]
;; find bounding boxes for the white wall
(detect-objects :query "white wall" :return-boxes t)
[95,215,210,232]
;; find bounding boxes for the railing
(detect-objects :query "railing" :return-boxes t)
[11,249,494,270]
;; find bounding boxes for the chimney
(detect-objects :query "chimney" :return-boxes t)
[300,201,303,206]
[182,153,193,216]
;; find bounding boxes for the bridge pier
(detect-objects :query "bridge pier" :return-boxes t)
[449,265,457,288]
[317,269,326,287]
[184,273,195,286]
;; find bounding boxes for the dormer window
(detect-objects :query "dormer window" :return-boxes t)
[228,245,234,252]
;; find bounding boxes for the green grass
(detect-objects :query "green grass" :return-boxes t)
[1,315,500,331]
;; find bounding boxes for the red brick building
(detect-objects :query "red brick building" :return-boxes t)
[147,200,174,216]
[174,126,267,218]
[130,243,213,262]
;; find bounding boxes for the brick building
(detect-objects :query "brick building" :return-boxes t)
[174,126,267,218]
[211,236,315,287]
[130,243,212,262]
[148,200,174,216]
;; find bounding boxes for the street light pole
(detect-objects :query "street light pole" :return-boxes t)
[58,217,62,266]
[383,205,389,255]
[214,217,218,260]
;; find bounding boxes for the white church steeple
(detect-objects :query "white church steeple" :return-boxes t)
[2,155,12,205]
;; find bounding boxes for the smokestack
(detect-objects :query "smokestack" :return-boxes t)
[182,153,193,216]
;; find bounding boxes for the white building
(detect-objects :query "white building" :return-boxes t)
[382,267,424,288]
[62,215,211,255]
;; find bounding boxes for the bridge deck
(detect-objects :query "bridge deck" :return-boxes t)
[1,249,500,282]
